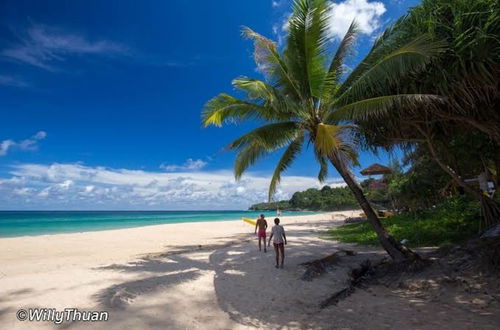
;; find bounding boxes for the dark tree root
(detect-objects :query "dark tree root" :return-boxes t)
[300,250,356,281]
[319,257,432,309]
[319,259,374,308]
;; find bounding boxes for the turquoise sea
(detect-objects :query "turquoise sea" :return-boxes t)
[0,210,315,238]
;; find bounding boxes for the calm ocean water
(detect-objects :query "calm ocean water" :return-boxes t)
[0,210,315,238]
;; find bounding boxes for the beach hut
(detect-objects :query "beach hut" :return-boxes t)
[359,163,395,216]
[360,163,392,176]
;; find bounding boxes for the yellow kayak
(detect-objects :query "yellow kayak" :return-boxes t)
[242,217,256,226]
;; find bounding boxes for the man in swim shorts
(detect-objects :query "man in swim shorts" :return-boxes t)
[268,217,287,268]
[254,214,268,252]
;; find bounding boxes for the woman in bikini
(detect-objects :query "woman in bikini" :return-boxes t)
[254,214,268,252]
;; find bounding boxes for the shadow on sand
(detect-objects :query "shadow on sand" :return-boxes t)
[87,218,387,329]
[65,216,500,329]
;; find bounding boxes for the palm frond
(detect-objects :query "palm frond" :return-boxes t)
[227,122,300,151]
[336,35,446,105]
[336,142,360,167]
[329,94,444,122]
[340,14,410,91]
[242,27,302,100]
[268,134,305,201]
[285,0,330,99]
[321,20,359,107]
[316,153,329,182]
[202,94,271,127]
[327,21,359,83]
[234,142,270,180]
[232,77,276,100]
[314,122,359,168]
[314,123,341,157]
[232,77,298,119]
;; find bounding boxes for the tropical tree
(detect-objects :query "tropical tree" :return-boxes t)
[351,0,500,227]
[202,0,443,261]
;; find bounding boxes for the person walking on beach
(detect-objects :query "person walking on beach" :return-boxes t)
[268,218,287,268]
[255,214,268,252]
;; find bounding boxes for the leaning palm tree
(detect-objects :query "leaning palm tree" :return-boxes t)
[202,0,442,261]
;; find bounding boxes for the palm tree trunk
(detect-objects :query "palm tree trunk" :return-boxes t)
[328,156,419,262]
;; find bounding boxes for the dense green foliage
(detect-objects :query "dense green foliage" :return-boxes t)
[355,0,499,144]
[390,152,449,209]
[357,0,500,185]
[289,186,357,211]
[360,157,450,211]
[352,0,500,226]
[249,185,357,211]
[249,200,290,211]
[327,197,480,247]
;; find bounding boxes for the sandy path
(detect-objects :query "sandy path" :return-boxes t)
[1,211,498,329]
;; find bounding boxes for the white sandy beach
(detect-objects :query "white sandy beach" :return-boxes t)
[1,211,498,330]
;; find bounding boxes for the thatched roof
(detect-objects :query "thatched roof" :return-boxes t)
[360,163,392,176]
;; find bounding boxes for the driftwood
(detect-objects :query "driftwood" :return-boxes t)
[320,255,433,309]
[319,258,390,308]
[344,217,366,224]
[319,235,500,310]
[301,250,356,281]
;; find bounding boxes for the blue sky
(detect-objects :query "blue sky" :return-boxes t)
[0,0,420,210]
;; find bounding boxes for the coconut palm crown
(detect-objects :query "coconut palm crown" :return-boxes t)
[202,0,443,260]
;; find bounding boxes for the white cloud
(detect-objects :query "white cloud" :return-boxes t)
[272,0,285,8]
[0,140,15,156]
[272,12,292,48]
[57,180,74,190]
[278,0,386,41]
[1,25,127,70]
[12,187,34,196]
[160,158,207,172]
[37,187,51,198]
[328,0,386,39]
[0,131,46,156]
[0,75,28,88]
[33,131,47,139]
[0,162,349,210]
